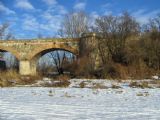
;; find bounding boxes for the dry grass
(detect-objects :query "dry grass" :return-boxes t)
[0,70,42,87]
[0,70,20,87]
[0,70,20,80]
[79,81,86,88]
[111,84,121,89]
[136,92,149,96]
[129,81,152,89]
[147,80,160,88]
[55,74,71,81]
[102,61,156,80]
[92,83,108,89]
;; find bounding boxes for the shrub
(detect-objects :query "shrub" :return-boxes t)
[79,81,86,88]
[98,61,130,79]
[92,83,107,89]
[111,84,121,89]
[55,75,70,81]
[67,56,96,78]
[129,81,139,88]
[136,92,149,96]
[129,81,151,89]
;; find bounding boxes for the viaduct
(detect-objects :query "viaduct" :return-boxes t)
[0,33,101,75]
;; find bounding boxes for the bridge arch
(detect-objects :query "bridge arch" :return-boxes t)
[28,45,79,61]
[0,45,20,60]
[19,46,78,75]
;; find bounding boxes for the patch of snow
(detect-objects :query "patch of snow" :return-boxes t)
[152,76,159,80]
[0,79,160,120]
[43,77,52,81]
[69,79,121,88]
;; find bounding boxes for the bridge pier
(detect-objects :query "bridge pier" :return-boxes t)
[19,60,37,75]
[80,33,101,69]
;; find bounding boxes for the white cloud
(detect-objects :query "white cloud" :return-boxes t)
[0,2,15,15]
[58,5,68,15]
[102,3,111,8]
[74,2,86,10]
[12,0,67,38]
[103,11,112,15]
[22,15,39,31]
[43,12,53,20]
[42,0,67,15]
[89,12,99,27]
[41,12,62,31]
[132,9,160,24]
[42,0,57,6]
[101,3,112,16]
[90,12,99,19]
[22,13,62,35]
[15,0,35,10]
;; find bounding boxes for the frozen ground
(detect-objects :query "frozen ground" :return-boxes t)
[0,79,160,120]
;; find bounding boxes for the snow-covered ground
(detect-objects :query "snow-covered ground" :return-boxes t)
[0,79,160,120]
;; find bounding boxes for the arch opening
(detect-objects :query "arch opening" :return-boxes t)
[0,50,19,71]
[0,46,20,61]
[32,48,77,76]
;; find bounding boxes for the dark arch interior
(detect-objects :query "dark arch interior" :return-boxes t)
[0,50,6,52]
[0,50,19,70]
[36,49,76,76]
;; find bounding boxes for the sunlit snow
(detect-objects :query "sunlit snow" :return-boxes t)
[0,79,160,120]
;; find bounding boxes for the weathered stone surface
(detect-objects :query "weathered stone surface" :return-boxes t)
[0,38,79,61]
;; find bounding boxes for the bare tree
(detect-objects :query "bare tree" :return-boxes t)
[48,50,73,74]
[0,22,14,40]
[47,12,88,74]
[93,12,139,64]
[140,13,160,71]
[59,11,89,38]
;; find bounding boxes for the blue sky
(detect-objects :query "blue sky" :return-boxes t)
[0,0,160,39]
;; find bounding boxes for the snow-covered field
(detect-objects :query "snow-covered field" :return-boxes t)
[0,79,160,120]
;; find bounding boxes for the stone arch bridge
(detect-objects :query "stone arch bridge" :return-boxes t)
[0,33,100,75]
